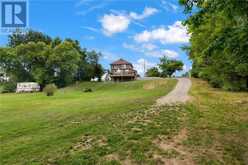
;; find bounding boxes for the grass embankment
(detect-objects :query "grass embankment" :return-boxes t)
[145,79,247,165]
[1,79,247,165]
[0,79,177,165]
[183,79,248,164]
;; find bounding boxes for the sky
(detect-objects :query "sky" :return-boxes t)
[0,0,192,76]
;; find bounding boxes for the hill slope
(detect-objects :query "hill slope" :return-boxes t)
[0,79,177,165]
[1,79,247,164]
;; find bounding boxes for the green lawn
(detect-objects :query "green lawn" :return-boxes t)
[0,79,177,165]
[1,79,247,165]
[183,79,248,164]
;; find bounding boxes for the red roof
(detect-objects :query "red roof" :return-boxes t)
[111,59,132,65]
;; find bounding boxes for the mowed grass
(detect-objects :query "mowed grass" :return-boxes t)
[184,79,248,164]
[0,79,177,165]
[1,79,247,165]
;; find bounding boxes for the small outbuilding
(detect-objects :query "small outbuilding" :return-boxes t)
[101,71,111,82]
[16,82,40,93]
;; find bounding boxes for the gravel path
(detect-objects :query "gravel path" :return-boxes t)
[156,78,192,105]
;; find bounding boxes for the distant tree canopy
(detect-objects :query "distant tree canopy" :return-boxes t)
[146,57,184,78]
[180,0,248,91]
[159,57,183,77]
[146,67,160,77]
[8,30,52,47]
[0,30,104,88]
[182,71,190,78]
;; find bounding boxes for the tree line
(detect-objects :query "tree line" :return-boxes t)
[146,56,184,77]
[180,0,248,91]
[0,30,104,90]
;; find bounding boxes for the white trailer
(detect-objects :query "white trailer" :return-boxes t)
[16,82,40,93]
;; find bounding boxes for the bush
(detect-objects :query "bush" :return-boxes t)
[209,77,223,88]
[83,88,93,93]
[223,79,247,91]
[0,82,16,93]
[199,70,210,81]
[43,84,57,96]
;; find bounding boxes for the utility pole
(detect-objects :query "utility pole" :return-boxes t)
[143,59,146,77]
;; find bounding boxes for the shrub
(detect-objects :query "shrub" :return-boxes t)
[199,70,210,81]
[0,82,16,93]
[223,79,247,91]
[209,77,223,88]
[83,88,93,93]
[43,84,57,96]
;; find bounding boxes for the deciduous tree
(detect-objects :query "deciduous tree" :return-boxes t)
[180,0,248,91]
[159,57,183,77]
[146,67,160,77]
[0,30,105,89]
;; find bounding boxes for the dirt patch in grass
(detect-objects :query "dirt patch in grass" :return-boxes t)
[153,128,195,165]
[104,154,119,161]
[53,104,185,164]
[59,79,248,165]
[103,154,134,165]
[153,156,193,165]
[69,135,107,153]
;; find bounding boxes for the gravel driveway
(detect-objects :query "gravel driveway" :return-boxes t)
[156,78,192,105]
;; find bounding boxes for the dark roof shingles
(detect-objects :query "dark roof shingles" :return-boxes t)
[111,59,132,65]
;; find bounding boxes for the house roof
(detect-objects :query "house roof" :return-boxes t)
[111,59,132,65]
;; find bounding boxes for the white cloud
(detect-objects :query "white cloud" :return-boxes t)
[123,43,179,59]
[100,7,158,36]
[144,49,178,58]
[134,21,190,44]
[162,50,179,58]
[123,43,138,51]
[81,26,99,33]
[102,51,120,61]
[134,31,151,42]
[133,58,156,76]
[142,43,157,51]
[82,35,96,40]
[132,21,146,28]
[161,0,178,11]
[130,7,158,20]
[100,14,131,36]
[76,3,107,16]
[144,50,164,58]
[75,0,90,7]
[183,65,192,72]
[183,65,187,71]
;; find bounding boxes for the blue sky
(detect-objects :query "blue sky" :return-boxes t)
[0,0,191,76]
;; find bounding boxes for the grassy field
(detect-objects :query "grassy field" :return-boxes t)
[1,79,248,165]
[0,79,177,165]
[183,79,248,164]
